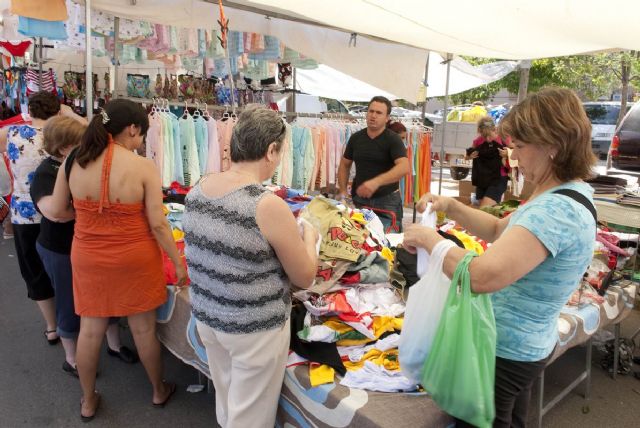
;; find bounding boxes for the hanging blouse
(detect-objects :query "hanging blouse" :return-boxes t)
[193,116,209,175]
[11,0,67,21]
[217,118,235,172]
[205,117,220,173]
[170,114,185,186]
[179,116,201,186]
[146,112,164,175]
[161,114,174,188]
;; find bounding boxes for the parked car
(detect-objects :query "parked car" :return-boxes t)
[348,105,368,115]
[583,102,632,159]
[608,102,640,172]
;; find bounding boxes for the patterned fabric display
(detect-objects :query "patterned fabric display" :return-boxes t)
[126,74,150,98]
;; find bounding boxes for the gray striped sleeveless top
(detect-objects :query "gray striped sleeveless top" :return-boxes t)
[183,182,290,334]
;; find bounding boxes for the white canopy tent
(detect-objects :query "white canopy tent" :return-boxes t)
[293,55,517,101]
[226,0,640,58]
[82,0,640,58]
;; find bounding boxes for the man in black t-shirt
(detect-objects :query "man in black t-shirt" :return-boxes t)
[338,96,409,232]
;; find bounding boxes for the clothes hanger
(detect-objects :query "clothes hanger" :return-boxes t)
[202,102,210,119]
[181,100,190,119]
[193,101,202,118]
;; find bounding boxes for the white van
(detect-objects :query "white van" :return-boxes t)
[583,102,633,159]
[277,93,349,114]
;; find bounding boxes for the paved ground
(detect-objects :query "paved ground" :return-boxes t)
[1,169,639,427]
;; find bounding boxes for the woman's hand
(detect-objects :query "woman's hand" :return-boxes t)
[416,193,455,214]
[403,224,442,254]
[174,262,188,288]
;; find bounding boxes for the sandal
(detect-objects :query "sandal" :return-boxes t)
[152,382,176,408]
[80,391,100,422]
[44,330,60,345]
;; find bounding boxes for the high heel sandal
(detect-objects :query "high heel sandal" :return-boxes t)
[80,391,100,422]
[44,330,60,345]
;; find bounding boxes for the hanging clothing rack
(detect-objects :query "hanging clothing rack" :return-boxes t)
[124,96,356,119]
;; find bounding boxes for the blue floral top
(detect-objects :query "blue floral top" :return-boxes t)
[7,125,45,224]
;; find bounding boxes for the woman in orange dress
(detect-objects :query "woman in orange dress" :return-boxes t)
[50,99,187,421]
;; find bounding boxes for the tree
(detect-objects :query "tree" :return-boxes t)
[442,57,566,105]
[439,53,640,113]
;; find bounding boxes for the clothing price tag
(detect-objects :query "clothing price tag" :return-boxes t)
[74,99,80,107]
[94,101,99,109]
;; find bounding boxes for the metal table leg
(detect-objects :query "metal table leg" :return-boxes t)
[537,341,593,426]
[613,323,620,380]
[537,371,545,428]
[585,338,592,400]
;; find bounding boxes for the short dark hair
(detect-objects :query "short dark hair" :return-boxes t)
[231,104,286,162]
[368,96,392,115]
[28,91,60,120]
[387,121,407,134]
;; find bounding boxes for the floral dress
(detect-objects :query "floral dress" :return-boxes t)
[6,125,45,224]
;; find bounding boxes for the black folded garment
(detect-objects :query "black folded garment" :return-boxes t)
[289,304,346,376]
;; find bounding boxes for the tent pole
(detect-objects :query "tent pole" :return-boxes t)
[414,50,430,223]
[38,37,43,90]
[113,17,120,99]
[438,53,452,195]
[85,0,93,120]
[225,48,235,111]
[420,51,430,121]
[292,67,297,113]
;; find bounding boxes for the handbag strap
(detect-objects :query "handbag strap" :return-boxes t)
[552,189,597,225]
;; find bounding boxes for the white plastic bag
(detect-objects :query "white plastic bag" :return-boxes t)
[399,238,456,383]
[416,203,437,278]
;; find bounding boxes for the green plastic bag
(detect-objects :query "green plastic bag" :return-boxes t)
[421,252,496,428]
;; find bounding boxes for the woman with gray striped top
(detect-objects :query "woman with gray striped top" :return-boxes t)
[183,105,318,428]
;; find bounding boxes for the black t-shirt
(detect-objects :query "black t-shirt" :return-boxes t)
[30,157,75,254]
[470,139,504,188]
[343,128,407,198]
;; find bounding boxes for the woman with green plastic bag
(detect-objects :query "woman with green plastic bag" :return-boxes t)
[403,88,597,428]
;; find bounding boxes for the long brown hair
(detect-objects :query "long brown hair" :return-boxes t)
[76,99,149,168]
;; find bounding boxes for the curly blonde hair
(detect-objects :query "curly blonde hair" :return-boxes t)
[476,115,496,139]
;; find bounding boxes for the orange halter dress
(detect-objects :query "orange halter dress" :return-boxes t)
[71,141,166,317]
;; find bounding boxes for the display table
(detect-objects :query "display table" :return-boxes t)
[155,281,636,428]
[536,281,637,428]
[594,200,640,232]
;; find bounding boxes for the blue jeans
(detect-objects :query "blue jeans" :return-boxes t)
[352,191,403,233]
[36,243,80,338]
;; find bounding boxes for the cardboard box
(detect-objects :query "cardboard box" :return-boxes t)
[504,180,535,201]
[458,180,474,197]
[454,196,472,206]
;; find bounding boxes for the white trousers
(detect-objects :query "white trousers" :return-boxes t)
[196,319,290,428]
